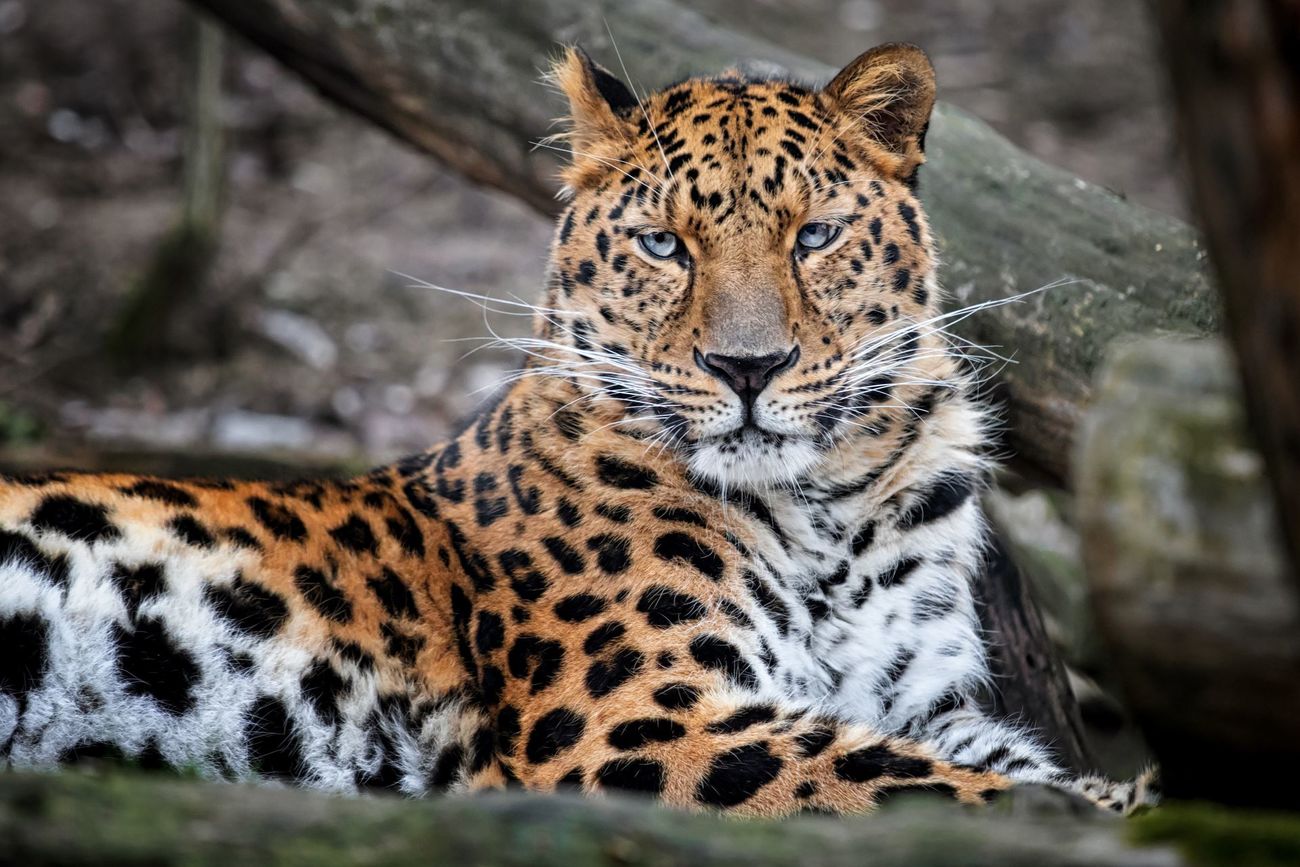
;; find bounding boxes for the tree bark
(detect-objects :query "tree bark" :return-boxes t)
[183,0,1221,487]
[977,536,1097,773]
[0,771,1186,866]
[1152,0,1300,593]
[1077,337,1300,808]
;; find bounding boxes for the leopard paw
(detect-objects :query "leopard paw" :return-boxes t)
[1071,766,1161,816]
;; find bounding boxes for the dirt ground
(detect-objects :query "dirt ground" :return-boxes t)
[0,0,1185,469]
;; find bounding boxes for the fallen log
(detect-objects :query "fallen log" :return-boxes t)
[0,770,1185,866]
[184,0,1221,486]
[1077,337,1300,808]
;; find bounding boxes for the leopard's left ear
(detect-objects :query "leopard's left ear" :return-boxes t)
[821,43,936,185]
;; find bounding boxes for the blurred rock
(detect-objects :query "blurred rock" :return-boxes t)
[255,308,338,370]
[61,403,209,449]
[1078,337,1300,807]
[210,409,313,452]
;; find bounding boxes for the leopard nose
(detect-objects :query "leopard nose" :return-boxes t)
[694,345,801,406]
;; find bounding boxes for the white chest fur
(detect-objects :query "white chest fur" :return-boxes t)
[725,441,992,737]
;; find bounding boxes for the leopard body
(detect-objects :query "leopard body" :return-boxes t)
[0,44,1155,816]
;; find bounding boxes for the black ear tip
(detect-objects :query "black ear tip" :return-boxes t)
[578,48,638,115]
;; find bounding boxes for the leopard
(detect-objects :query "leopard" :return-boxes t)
[0,43,1157,817]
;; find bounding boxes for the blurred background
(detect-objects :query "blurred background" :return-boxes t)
[0,0,1182,475]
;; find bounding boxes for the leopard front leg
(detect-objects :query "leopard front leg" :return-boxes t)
[464,595,1015,816]
[917,702,1160,815]
[915,700,1067,786]
[1072,767,1162,815]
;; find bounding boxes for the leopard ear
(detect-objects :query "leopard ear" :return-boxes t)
[551,45,637,156]
[821,43,936,184]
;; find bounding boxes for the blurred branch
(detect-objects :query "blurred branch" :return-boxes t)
[1152,0,1300,593]
[184,16,225,230]
[182,0,1221,488]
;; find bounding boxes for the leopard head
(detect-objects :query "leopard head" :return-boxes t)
[540,44,943,488]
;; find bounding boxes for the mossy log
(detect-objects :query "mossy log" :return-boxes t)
[184,0,1221,486]
[0,770,1188,867]
[1077,338,1300,809]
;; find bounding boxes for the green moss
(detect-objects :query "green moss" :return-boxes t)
[1130,802,1300,867]
[0,401,43,445]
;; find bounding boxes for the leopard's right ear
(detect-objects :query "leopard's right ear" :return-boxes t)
[821,43,936,186]
[550,46,638,171]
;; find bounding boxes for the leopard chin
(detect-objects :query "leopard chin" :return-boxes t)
[686,429,823,489]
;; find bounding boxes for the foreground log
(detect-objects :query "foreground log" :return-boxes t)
[1153,0,1300,591]
[1077,338,1300,808]
[0,771,1187,866]
[184,0,1220,486]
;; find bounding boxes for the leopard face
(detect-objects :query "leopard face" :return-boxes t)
[542,45,940,488]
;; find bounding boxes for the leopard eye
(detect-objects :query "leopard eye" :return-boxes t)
[638,230,681,260]
[796,222,842,251]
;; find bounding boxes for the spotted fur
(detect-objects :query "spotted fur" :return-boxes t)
[0,44,1155,817]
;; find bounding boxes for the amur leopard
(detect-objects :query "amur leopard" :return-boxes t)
[0,44,1156,816]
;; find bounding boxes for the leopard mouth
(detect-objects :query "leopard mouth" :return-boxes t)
[696,425,792,453]
[685,424,824,487]
[696,426,795,460]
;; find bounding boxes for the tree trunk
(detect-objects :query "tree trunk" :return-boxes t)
[0,770,1189,866]
[1152,0,1300,593]
[1077,337,1300,808]
[182,0,1221,487]
[106,13,229,366]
